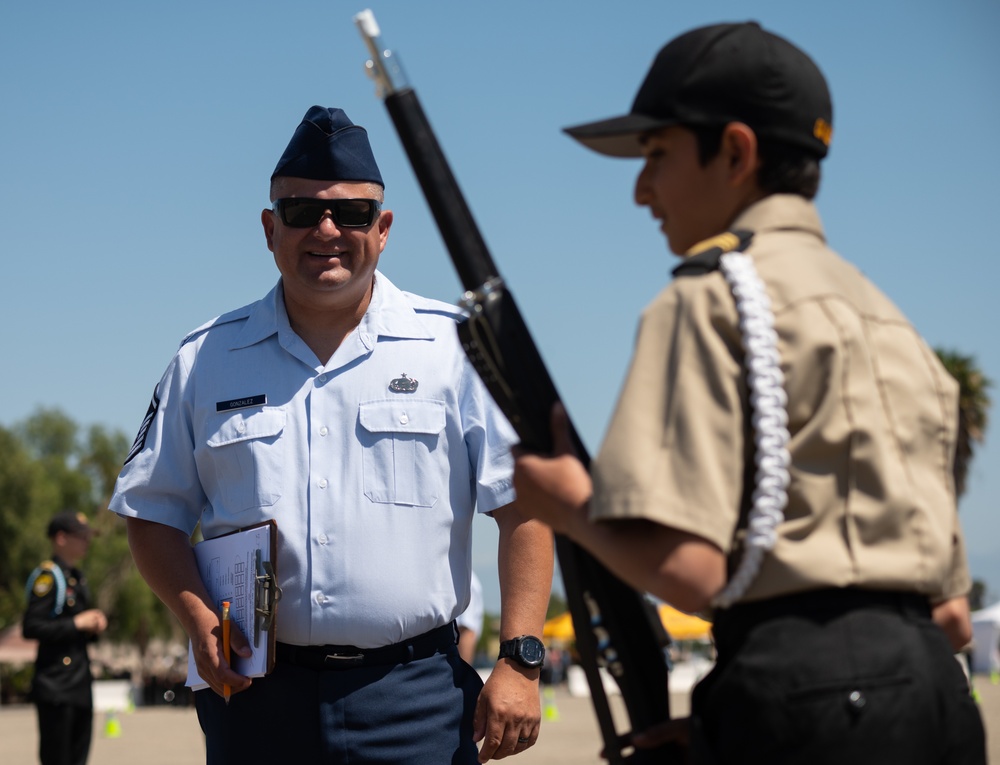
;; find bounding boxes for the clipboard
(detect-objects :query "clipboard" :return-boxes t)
[185,520,281,688]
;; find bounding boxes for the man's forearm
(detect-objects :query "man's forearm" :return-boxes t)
[495,505,554,640]
[125,517,217,639]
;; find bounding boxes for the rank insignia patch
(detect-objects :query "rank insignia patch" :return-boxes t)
[124,385,160,465]
[389,374,418,393]
[32,572,54,597]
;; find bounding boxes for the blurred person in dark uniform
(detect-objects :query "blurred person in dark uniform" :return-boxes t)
[23,511,107,765]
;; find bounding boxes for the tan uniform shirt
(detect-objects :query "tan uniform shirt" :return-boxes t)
[591,194,969,605]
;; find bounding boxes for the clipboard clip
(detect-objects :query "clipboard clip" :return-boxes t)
[254,549,282,648]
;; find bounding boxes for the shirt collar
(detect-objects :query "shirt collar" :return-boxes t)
[731,194,826,242]
[359,272,435,343]
[230,271,434,351]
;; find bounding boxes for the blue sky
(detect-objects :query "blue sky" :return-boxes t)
[2,1,998,614]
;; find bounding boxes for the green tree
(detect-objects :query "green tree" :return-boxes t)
[969,580,987,612]
[0,409,177,647]
[936,348,993,606]
[0,425,53,627]
[546,592,568,620]
[935,348,992,499]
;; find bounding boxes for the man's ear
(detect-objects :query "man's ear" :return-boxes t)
[261,208,276,252]
[377,208,393,251]
[721,122,761,187]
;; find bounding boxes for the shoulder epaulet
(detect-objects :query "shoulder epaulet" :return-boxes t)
[400,291,467,322]
[179,304,255,347]
[672,229,754,277]
[25,561,67,615]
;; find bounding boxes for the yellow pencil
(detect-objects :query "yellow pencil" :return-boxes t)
[221,601,231,705]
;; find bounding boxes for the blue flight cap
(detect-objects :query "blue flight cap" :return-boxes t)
[271,106,384,187]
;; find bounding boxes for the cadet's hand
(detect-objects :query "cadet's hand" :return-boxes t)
[73,609,108,635]
[631,716,691,762]
[190,609,253,699]
[512,403,591,536]
[473,660,541,760]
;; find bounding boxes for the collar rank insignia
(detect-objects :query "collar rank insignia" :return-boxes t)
[389,373,418,393]
[673,229,754,277]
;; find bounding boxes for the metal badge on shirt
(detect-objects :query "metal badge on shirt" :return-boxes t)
[388,374,418,393]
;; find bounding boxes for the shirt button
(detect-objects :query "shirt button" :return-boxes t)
[63,657,72,666]
[317,534,328,545]
[847,690,866,710]
[316,593,327,605]
[399,413,409,425]
[317,374,328,385]
[318,479,328,489]
[319,426,329,437]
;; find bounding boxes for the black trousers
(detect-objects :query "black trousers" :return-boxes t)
[36,702,93,765]
[690,589,986,765]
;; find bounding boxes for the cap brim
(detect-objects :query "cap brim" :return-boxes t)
[563,113,676,158]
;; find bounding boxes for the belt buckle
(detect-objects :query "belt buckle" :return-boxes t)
[323,652,364,669]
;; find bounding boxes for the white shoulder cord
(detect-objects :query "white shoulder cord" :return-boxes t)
[711,252,791,609]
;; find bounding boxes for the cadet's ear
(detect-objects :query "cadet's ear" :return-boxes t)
[721,122,761,188]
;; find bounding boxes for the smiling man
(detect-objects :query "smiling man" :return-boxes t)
[109,106,552,764]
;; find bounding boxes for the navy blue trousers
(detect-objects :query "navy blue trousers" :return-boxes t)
[690,591,986,764]
[196,644,483,764]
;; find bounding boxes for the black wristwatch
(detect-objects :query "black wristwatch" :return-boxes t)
[497,635,546,668]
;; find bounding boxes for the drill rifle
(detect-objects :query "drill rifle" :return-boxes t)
[355,12,679,762]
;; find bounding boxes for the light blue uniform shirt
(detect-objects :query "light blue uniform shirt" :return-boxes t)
[110,273,516,648]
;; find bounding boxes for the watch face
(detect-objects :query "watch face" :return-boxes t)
[518,637,545,667]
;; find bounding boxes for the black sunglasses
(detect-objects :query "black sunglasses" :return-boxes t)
[272,198,381,228]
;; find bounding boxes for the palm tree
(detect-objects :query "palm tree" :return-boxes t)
[935,348,992,499]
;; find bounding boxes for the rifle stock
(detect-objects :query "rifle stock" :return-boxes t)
[355,12,679,762]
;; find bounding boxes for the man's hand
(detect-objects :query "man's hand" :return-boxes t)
[126,517,254,700]
[473,660,541,761]
[189,608,253,700]
[73,609,108,635]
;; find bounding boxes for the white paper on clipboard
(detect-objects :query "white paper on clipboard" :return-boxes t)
[185,521,278,689]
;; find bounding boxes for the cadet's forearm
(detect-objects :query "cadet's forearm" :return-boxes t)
[513,448,726,613]
[125,517,217,639]
[563,509,726,614]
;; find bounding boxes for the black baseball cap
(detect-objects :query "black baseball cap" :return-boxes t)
[47,511,99,539]
[271,106,384,187]
[564,22,833,159]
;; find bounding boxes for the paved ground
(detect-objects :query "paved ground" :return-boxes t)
[2,676,998,764]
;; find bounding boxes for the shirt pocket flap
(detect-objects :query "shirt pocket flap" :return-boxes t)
[206,408,286,447]
[359,400,446,435]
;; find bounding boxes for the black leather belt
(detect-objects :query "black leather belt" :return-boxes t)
[277,621,458,671]
[712,587,931,654]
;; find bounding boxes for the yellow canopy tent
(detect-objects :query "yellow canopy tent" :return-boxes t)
[657,604,712,641]
[542,611,575,641]
[541,605,712,643]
